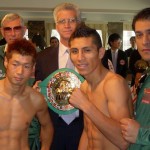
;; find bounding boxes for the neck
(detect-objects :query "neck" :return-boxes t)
[86,65,107,90]
[3,78,26,97]
[60,38,69,48]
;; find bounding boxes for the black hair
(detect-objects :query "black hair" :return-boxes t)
[6,39,37,64]
[69,23,102,49]
[108,33,121,47]
[132,7,150,31]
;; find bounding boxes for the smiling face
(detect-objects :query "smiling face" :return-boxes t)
[1,18,26,45]
[56,10,78,45]
[4,53,34,86]
[135,20,150,63]
[70,37,104,77]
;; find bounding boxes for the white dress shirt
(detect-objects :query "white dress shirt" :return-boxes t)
[58,42,79,125]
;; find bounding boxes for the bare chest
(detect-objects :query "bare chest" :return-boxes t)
[0,96,36,131]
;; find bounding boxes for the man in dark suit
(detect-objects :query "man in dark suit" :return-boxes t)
[35,3,83,150]
[102,33,128,78]
[125,36,136,58]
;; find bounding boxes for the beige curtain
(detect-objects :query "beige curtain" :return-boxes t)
[86,23,108,49]
[45,22,55,46]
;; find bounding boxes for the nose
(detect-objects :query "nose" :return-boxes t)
[10,29,16,36]
[142,34,150,45]
[64,21,71,27]
[77,51,85,61]
[16,66,23,74]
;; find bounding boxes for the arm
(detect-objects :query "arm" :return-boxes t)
[69,77,131,150]
[36,94,54,150]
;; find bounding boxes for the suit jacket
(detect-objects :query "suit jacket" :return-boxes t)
[102,49,128,78]
[35,46,83,150]
[125,48,136,57]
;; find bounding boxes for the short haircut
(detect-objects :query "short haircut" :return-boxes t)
[69,23,102,49]
[132,7,150,31]
[53,2,81,23]
[6,39,37,64]
[108,33,121,47]
[1,13,24,27]
[130,36,135,41]
[50,36,59,43]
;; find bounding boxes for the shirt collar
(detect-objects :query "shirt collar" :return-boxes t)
[111,49,118,53]
[59,42,68,56]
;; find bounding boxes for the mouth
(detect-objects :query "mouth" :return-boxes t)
[77,64,87,69]
[142,49,150,52]
[14,77,23,82]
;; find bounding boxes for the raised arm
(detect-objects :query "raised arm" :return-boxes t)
[69,76,132,150]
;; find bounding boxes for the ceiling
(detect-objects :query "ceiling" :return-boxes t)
[0,0,149,23]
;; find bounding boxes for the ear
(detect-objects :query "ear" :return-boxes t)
[0,28,4,37]
[98,47,105,59]
[4,56,8,69]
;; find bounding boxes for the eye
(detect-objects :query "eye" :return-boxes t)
[135,32,142,38]
[12,63,17,66]
[57,19,65,24]
[83,48,91,53]
[24,64,32,69]
[70,48,78,54]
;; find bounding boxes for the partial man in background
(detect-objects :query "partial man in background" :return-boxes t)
[102,33,128,78]
[0,13,26,79]
[121,7,150,150]
[35,3,83,150]
[69,24,132,150]
[0,39,53,150]
[125,36,136,58]
[0,13,41,150]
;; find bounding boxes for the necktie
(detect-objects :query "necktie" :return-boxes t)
[65,49,74,70]
[60,49,78,125]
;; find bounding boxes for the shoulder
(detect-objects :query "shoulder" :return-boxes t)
[80,80,88,93]
[37,46,58,60]
[103,72,128,91]
[27,86,46,108]
[0,45,5,57]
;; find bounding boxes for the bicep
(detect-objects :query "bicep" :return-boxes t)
[36,97,51,126]
[105,78,131,121]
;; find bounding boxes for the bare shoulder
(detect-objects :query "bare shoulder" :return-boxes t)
[27,86,46,110]
[104,72,129,91]
[103,72,130,102]
[80,80,88,92]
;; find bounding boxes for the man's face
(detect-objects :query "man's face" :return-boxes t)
[4,53,34,86]
[56,10,78,43]
[70,37,104,77]
[1,18,26,44]
[50,39,59,47]
[135,20,150,63]
[110,39,122,50]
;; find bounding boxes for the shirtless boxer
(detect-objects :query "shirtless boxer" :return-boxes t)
[69,24,132,150]
[0,39,53,150]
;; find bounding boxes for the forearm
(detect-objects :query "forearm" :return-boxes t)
[40,124,54,150]
[136,127,150,145]
[83,102,129,150]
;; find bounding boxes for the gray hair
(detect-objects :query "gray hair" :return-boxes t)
[53,3,81,23]
[1,13,24,27]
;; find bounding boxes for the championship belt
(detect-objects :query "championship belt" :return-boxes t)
[39,68,84,115]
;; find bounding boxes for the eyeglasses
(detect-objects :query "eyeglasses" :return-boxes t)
[3,26,23,33]
[56,18,78,25]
